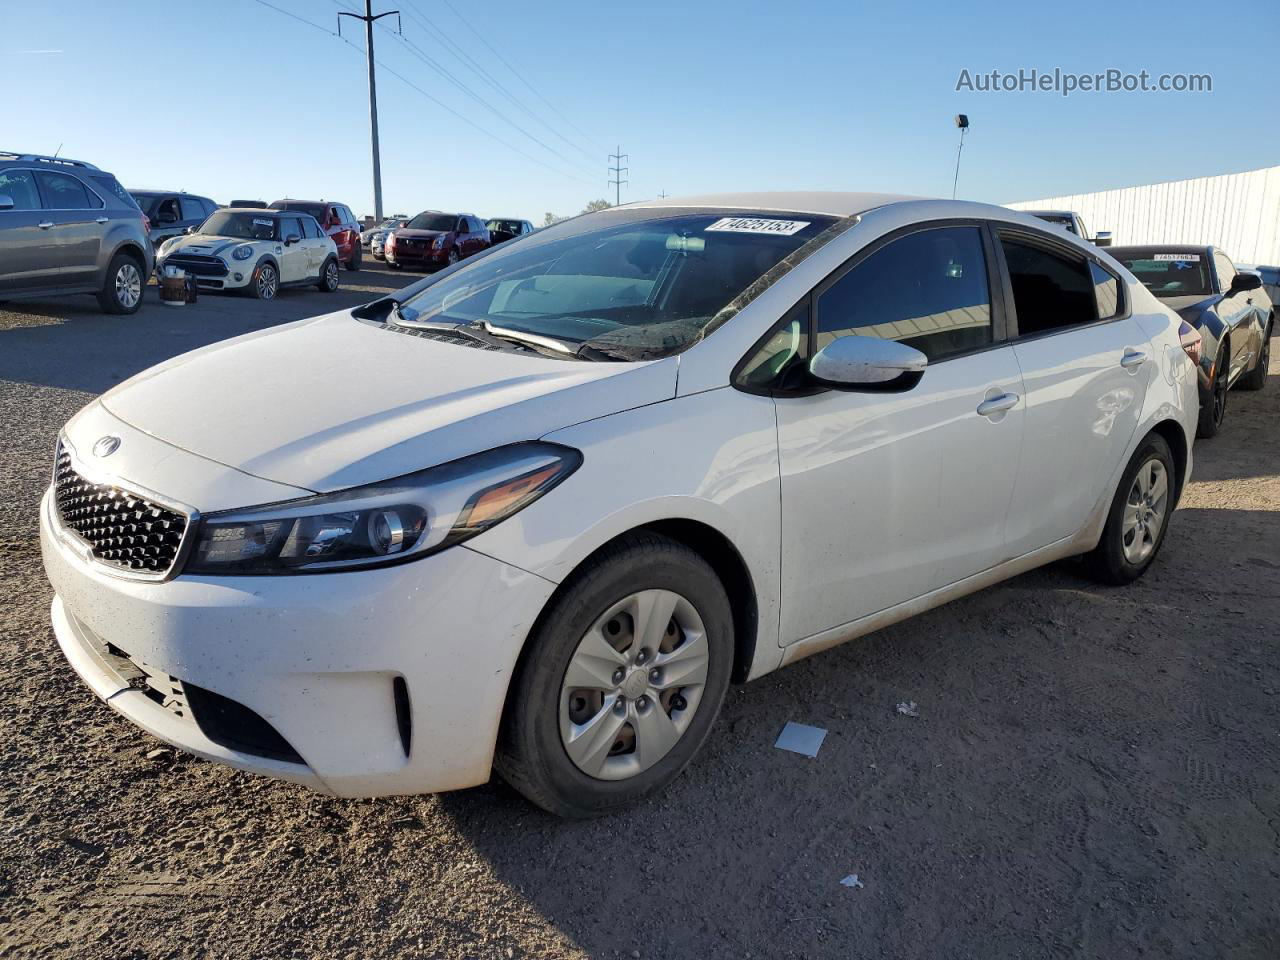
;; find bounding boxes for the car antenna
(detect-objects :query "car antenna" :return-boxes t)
[52,142,62,158]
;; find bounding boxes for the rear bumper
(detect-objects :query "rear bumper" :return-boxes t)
[42,488,557,797]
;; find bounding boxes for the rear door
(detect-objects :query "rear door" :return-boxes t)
[995,227,1152,556]
[33,170,105,286]
[300,215,327,275]
[772,221,1026,645]
[0,168,53,291]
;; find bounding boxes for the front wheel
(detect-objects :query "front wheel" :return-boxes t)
[1196,345,1229,438]
[97,253,144,314]
[446,248,459,266]
[346,244,361,271]
[1238,322,1271,391]
[250,261,278,300]
[496,532,734,818]
[387,262,403,270]
[316,257,339,292]
[1084,433,1176,585]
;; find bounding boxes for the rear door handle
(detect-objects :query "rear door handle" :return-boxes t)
[37,221,54,229]
[1120,348,1147,368]
[977,393,1019,417]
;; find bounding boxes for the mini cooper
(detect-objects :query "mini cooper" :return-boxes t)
[155,208,341,300]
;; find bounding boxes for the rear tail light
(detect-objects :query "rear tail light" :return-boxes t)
[1178,320,1202,366]
[141,213,151,235]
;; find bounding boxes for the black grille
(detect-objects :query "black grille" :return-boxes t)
[184,683,304,764]
[164,254,229,277]
[54,443,188,575]
[386,325,502,350]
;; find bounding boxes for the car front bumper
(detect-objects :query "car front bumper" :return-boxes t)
[41,488,557,797]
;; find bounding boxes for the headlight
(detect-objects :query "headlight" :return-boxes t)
[158,237,179,255]
[433,235,447,249]
[184,442,581,575]
[231,245,254,261]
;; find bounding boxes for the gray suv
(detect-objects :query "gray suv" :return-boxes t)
[0,152,154,314]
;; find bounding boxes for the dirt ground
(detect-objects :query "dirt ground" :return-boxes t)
[1,273,1276,959]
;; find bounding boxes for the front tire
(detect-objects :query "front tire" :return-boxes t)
[97,253,144,315]
[1084,433,1176,585]
[387,262,403,270]
[1196,343,1229,438]
[316,256,340,292]
[496,532,734,819]
[250,261,278,300]
[1238,322,1271,391]
[346,244,361,271]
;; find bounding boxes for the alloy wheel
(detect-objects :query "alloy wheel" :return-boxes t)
[115,263,141,309]
[258,264,277,299]
[559,589,709,781]
[1121,457,1168,564]
[324,260,339,290]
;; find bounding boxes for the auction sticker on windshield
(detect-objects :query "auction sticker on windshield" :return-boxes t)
[1153,253,1200,261]
[706,217,811,236]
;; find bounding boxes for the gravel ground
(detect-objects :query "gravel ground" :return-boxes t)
[1,273,1277,959]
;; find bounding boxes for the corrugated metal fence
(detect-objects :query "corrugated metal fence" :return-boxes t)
[1007,165,1280,266]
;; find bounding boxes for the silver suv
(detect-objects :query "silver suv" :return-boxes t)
[0,152,154,314]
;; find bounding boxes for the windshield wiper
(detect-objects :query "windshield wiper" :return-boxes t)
[481,321,583,358]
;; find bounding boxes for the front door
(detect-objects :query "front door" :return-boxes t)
[774,222,1025,645]
[276,215,308,282]
[0,168,54,291]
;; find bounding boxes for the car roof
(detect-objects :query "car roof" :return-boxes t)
[1108,244,1215,256]
[624,191,923,217]
[1022,209,1078,217]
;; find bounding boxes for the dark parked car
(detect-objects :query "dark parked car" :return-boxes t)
[385,211,490,271]
[269,199,362,270]
[129,191,218,248]
[1110,244,1273,437]
[0,151,154,314]
[1025,209,1113,247]
[485,217,535,244]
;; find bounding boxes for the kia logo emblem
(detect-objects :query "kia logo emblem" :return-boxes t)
[92,435,122,458]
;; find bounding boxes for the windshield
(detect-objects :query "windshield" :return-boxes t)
[271,201,326,221]
[1112,252,1212,297]
[130,192,160,215]
[408,213,456,232]
[394,209,841,360]
[197,210,280,241]
[488,219,523,233]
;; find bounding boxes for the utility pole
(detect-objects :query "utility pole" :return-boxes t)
[608,146,628,207]
[338,1,401,221]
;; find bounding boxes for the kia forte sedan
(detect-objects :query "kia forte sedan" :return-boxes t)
[42,193,1199,818]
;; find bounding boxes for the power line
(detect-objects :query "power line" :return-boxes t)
[608,147,628,207]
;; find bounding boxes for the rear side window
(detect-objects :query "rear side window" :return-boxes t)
[0,169,41,210]
[36,171,101,209]
[999,236,1095,336]
[1090,262,1121,319]
[89,174,138,209]
[816,225,993,361]
[300,215,320,239]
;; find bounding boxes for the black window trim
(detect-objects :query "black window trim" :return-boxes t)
[992,224,1132,344]
[4,166,107,212]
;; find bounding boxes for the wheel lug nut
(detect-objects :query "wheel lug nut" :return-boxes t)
[637,695,648,709]
[612,668,625,684]
[649,668,660,682]
[672,695,687,710]
[636,650,647,665]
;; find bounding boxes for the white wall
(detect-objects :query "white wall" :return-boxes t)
[1007,165,1280,266]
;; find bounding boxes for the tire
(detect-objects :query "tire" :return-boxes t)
[1083,433,1176,585]
[1238,321,1271,391]
[97,252,144,315]
[316,257,340,293]
[446,248,459,266]
[250,260,278,301]
[346,244,361,272]
[387,262,403,270]
[1196,341,1229,439]
[496,532,734,819]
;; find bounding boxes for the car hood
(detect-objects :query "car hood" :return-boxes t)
[1160,293,1222,321]
[99,310,678,494]
[162,234,267,258]
[392,229,446,240]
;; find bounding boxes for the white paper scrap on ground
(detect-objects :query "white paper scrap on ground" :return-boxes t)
[840,874,864,888]
[896,700,919,718]
[774,721,827,757]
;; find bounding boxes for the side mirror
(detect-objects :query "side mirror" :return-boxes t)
[0,194,12,211]
[1092,231,1113,248]
[1230,272,1262,293]
[285,233,301,246]
[184,225,196,235]
[808,335,927,392]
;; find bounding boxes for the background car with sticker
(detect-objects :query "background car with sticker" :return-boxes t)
[156,207,340,300]
[1109,244,1273,437]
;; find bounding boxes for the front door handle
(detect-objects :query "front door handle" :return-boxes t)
[94,216,109,224]
[1120,348,1148,368]
[977,393,1019,417]
[37,221,54,229]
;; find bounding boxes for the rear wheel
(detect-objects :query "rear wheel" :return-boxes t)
[1084,433,1175,585]
[250,261,278,300]
[1239,322,1271,391]
[316,257,339,292]
[387,262,403,270]
[496,532,733,818]
[97,253,144,314]
[1196,343,1229,438]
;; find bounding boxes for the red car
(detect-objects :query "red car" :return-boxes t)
[385,211,490,271]
[269,199,363,270]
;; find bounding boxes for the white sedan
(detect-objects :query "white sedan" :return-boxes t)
[156,208,340,300]
[42,192,1199,817]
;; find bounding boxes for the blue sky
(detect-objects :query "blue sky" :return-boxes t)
[4,0,1276,221]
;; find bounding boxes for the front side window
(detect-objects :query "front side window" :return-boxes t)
[738,301,809,389]
[816,225,993,361]
[0,169,40,210]
[155,196,181,223]
[1000,235,1095,336]
[1090,261,1121,319]
[36,171,99,209]
[300,215,320,239]
[180,196,206,221]
[199,210,280,241]
[394,209,841,360]
[280,216,303,240]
